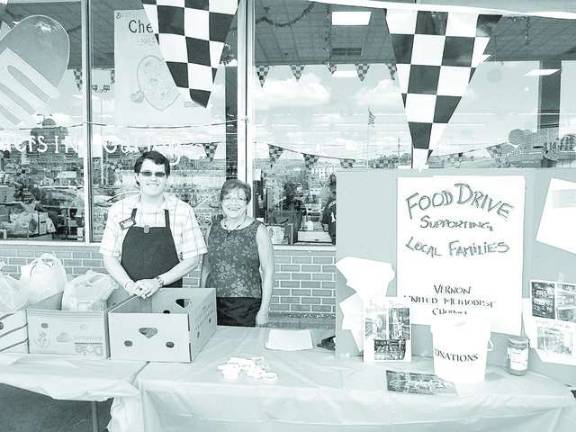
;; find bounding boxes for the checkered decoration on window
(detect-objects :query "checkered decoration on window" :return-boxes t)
[73,69,82,91]
[385,9,501,164]
[141,0,239,108]
[202,142,218,161]
[268,144,284,167]
[290,64,304,81]
[340,158,355,169]
[355,63,370,81]
[256,65,269,87]
[303,153,319,170]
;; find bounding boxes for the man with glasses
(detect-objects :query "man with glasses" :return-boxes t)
[100,150,206,298]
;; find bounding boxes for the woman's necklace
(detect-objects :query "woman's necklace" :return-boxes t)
[223,215,247,231]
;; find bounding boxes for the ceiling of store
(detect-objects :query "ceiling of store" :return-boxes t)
[2,0,576,70]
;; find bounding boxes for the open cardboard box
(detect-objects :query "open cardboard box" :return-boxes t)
[26,288,129,359]
[108,288,216,363]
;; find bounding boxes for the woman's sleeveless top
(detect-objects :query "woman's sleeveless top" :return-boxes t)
[206,216,262,298]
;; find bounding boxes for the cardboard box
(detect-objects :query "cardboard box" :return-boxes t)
[26,289,129,359]
[108,288,216,363]
[0,310,28,353]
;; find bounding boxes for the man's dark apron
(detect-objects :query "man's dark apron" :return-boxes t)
[121,208,182,287]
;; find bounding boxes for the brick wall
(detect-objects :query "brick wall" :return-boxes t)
[271,247,336,314]
[0,243,337,315]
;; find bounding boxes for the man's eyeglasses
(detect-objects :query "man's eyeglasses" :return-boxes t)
[223,196,247,202]
[140,171,167,178]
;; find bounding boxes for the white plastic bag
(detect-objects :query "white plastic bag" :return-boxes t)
[0,274,28,312]
[62,270,119,311]
[20,253,67,304]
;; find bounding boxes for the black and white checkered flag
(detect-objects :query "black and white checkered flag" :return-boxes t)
[202,142,218,162]
[303,153,319,170]
[73,69,82,91]
[256,65,269,87]
[340,158,355,169]
[355,63,370,81]
[327,63,337,75]
[268,144,284,167]
[290,64,304,81]
[141,0,239,108]
[385,9,500,167]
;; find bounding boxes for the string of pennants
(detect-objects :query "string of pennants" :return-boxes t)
[269,143,359,170]
[256,62,396,86]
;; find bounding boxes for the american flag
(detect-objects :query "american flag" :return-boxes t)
[368,109,376,127]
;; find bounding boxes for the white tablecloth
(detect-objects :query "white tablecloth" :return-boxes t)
[0,353,146,431]
[136,326,576,432]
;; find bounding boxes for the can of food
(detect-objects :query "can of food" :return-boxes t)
[507,336,529,375]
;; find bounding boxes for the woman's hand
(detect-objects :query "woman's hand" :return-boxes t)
[255,309,269,326]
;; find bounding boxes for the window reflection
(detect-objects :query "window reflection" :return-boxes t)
[89,0,238,241]
[0,1,83,240]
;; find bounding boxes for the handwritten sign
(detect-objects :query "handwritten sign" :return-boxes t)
[397,176,525,335]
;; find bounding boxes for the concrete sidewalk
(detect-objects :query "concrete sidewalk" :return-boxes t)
[0,384,111,432]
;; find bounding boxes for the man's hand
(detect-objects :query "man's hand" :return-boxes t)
[133,278,162,298]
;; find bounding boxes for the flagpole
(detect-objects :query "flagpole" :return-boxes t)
[366,116,370,166]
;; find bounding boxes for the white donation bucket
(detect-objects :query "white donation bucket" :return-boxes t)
[431,316,493,384]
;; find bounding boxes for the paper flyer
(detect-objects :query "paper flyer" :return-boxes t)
[364,299,411,362]
[386,370,455,395]
[524,280,576,366]
[396,176,525,335]
[536,178,576,255]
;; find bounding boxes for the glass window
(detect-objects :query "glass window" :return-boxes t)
[89,0,239,241]
[252,2,576,246]
[0,0,84,240]
[253,0,410,245]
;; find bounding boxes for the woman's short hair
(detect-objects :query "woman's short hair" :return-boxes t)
[134,150,171,176]
[219,179,252,204]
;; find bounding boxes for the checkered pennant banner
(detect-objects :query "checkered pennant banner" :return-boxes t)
[385,62,397,80]
[340,158,355,169]
[73,69,82,91]
[327,63,337,75]
[303,153,319,170]
[355,63,370,81]
[202,142,218,162]
[141,0,239,108]
[268,144,284,167]
[256,65,269,87]
[290,64,304,81]
[385,9,501,159]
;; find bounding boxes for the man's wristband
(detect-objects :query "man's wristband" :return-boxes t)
[155,276,165,288]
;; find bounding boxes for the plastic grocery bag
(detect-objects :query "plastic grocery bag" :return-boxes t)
[61,270,119,311]
[20,253,67,304]
[0,273,28,312]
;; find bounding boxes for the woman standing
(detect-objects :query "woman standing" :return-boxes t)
[201,179,274,327]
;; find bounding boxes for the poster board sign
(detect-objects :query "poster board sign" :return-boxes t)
[114,10,197,126]
[396,176,525,335]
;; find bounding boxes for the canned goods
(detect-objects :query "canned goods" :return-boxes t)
[507,336,529,375]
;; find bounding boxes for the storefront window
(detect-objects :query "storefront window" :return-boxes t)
[89,0,238,241]
[253,0,411,245]
[252,2,576,245]
[0,0,84,241]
